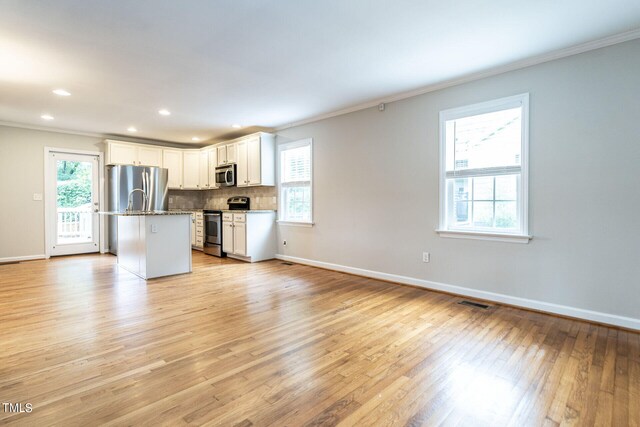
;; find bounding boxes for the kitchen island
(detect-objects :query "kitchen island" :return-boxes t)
[102,211,192,279]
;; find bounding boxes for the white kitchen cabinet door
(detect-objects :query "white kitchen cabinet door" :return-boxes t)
[233,222,246,256]
[222,222,234,254]
[191,213,196,246]
[163,149,183,189]
[226,143,237,164]
[108,142,138,165]
[137,146,163,167]
[199,150,211,189]
[183,150,200,189]
[236,141,248,187]
[217,145,227,166]
[208,148,218,188]
[247,137,262,185]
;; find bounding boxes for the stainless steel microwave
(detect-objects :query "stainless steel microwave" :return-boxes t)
[215,164,236,187]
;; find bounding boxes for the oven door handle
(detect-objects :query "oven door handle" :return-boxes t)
[203,213,221,217]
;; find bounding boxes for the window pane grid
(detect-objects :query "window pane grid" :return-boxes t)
[442,95,526,236]
[279,140,312,223]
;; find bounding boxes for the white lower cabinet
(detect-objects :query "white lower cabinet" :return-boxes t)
[191,213,196,246]
[191,211,204,250]
[222,212,275,262]
[222,220,234,254]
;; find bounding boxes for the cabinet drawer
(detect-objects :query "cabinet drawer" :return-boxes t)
[222,213,233,221]
[196,219,203,227]
[196,228,204,237]
[195,212,203,219]
[195,237,203,247]
[233,213,246,223]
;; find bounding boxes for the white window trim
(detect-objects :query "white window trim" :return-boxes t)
[438,93,530,243]
[277,138,314,226]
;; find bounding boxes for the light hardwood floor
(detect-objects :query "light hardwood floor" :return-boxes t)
[0,252,638,426]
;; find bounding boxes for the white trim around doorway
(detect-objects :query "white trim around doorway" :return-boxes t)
[44,147,106,258]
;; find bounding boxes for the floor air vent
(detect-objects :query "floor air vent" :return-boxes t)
[281,262,294,266]
[458,300,491,309]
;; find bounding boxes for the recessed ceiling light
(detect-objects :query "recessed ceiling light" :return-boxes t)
[127,126,137,132]
[52,89,71,96]
[191,137,200,142]
[231,124,242,129]
[158,109,171,116]
[41,114,54,120]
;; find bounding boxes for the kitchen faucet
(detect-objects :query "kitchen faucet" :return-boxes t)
[126,188,149,212]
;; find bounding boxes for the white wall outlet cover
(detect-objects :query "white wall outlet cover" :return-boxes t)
[422,252,430,263]
[151,224,158,233]
[33,193,43,201]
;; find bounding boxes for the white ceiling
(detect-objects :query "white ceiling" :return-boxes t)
[1,0,639,144]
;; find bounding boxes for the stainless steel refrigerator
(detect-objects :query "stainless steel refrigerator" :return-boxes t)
[107,165,169,254]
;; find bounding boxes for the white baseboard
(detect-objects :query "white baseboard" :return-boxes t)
[276,254,640,331]
[0,254,46,263]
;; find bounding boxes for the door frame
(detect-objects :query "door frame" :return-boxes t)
[44,146,106,258]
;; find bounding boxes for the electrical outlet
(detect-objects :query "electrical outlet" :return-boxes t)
[169,197,174,204]
[283,240,287,246]
[422,252,430,263]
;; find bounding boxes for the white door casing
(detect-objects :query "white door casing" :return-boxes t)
[45,148,104,257]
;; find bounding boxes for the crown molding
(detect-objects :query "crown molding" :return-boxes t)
[0,120,106,138]
[276,28,640,131]
[0,121,194,148]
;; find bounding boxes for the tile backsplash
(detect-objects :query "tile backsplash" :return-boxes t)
[169,186,277,211]
[168,190,204,210]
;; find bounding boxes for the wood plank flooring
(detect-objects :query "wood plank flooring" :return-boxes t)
[0,252,638,426]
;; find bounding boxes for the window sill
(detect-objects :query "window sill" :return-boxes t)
[277,221,314,227]
[436,229,532,244]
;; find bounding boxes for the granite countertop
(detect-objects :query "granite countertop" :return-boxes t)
[99,211,193,216]
[221,209,276,213]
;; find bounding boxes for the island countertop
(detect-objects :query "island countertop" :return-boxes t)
[99,211,193,216]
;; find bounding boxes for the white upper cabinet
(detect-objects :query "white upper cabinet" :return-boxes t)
[182,150,200,189]
[199,149,212,189]
[216,145,227,166]
[236,134,275,187]
[136,146,163,167]
[226,143,237,164]
[107,142,137,165]
[162,149,183,189]
[208,148,218,188]
[106,140,162,167]
[236,140,248,186]
[105,132,273,190]
[247,136,262,185]
[216,142,238,166]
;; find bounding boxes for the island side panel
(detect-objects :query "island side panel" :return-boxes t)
[144,215,192,279]
[117,215,142,278]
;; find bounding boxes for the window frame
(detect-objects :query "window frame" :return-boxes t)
[437,93,531,243]
[277,138,314,226]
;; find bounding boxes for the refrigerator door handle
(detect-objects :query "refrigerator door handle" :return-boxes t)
[146,171,151,211]
[141,170,148,211]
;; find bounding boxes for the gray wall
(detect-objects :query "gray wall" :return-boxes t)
[0,126,104,258]
[276,39,640,320]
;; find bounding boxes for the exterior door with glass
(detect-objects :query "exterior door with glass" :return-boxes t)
[48,151,100,256]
